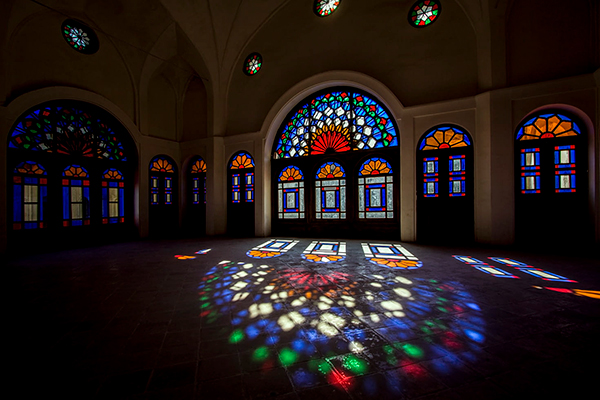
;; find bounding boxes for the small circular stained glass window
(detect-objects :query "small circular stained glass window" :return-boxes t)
[61,19,99,54]
[409,0,441,27]
[243,53,262,76]
[314,0,341,17]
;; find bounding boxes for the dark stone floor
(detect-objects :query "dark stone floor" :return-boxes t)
[8,237,600,399]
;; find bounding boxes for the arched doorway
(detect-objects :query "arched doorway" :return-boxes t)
[149,155,178,237]
[227,151,255,236]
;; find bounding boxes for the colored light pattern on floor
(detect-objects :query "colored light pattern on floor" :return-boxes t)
[197,260,486,395]
[195,249,211,254]
[362,243,423,269]
[533,286,600,299]
[452,256,519,278]
[301,240,346,263]
[174,255,196,260]
[247,239,299,259]
[489,257,577,282]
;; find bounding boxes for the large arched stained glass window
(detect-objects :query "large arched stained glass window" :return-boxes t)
[514,111,588,246]
[416,125,473,243]
[62,165,90,227]
[102,168,124,224]
[12,161,47,230]
[278,166,305,219]
[273,89,398,159]
[358,158,394,219]
[316,162,346,219]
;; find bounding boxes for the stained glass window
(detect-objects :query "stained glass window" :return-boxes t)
[243,53,262,76]
[229,152,255,204]
[101,169,125,224]
[8,105,127,161]
[449,155,466,196]
[62,165,90,226]
[12,161,47,230]
[520,147,540,194]
[273,89,398,159]
[358,158,394,219]
[422,157,439,197]
[554,145,576,193]
[409,1,441,27]
[516,113,581,141]
[230,152,255,169]
[418,126,471,151]
[61,19,99,54]
[278,166,305,219]
[315,162,346,219]
[314,0,341,17]
[150,156,175,206]
[191,158,207,205]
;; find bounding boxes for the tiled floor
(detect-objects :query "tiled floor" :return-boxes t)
[8,237,600,399]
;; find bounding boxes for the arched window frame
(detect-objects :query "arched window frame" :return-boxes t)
[62,165,91,227]
[358,157,394,219]
[12,161,48,230]
[315,161,346,220]
[102,168,125,224]
[229,152,255,203]
[190,157,207,205]
[278,166,305,219]
[515,111,582,194]
[149,156,176,206]
[417,125,472,198]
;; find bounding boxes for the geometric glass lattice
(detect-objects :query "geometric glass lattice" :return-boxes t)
[12,162,48,230]
[9,105,127,160]
[273,89,398,159]
[314,0,341,17]
[520,148,540,194]
[279,166,305,219]
[516,113,581,141]
[418,125,471,151]
[554,145,576,193]
[102,168,125,224]
[409,1,441,27]
[316,163,346,220]
[62,165,91,227]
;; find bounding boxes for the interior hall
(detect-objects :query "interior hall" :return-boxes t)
[3,0,599,399]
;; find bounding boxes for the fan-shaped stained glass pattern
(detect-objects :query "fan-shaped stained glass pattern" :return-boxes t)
[516,113,581,141]
[243,53,262,76]
[279,166,304,181]
[191,158,207,173]
[273,89,398,159]
[63,165,88,178]
[230,152,255,169]
[314,0,341,17]
[103,168,123,180]
[419,126,471,151]
[150,157,175,173]
[317,162,345,179]
[311,125,351,155]
[14,161,46,175]
[359,158,393,176]
[61,19,99,54]
[8,105,127,160]
[409,1,441,27]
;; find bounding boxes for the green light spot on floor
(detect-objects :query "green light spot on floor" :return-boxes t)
[342,354,368,375]
[383,344,394,355]
[229,329,244,343]
[252,346,269,362]
[278,348,298,366]
[200,303,210,309]
[401,343,424,358]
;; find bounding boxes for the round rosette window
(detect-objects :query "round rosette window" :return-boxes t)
[408,0,441,27]
[243,53,263,76]
[61,19,99,54]
[314,0,341,17]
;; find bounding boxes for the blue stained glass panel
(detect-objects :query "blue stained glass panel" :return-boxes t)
[119,188,125,216]
[14,185,22,222]
[40,186,47,220]
[63,187,70,219]
[102,187,108,218]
